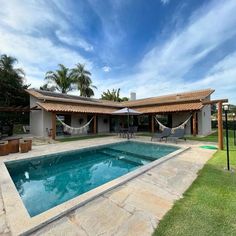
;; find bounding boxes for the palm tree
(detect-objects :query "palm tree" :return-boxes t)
[0,54,25,77]
[45,64,74,94]
[71,63,97,97]
[0,54,28,106]
[101,88,129,102]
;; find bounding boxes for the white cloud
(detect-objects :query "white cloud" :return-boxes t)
[160,0,170,5]
[56,31,94,52]
[0,0,93,89]
[0,0,68,34]
[102,66,111,72]
[104,0,236,103]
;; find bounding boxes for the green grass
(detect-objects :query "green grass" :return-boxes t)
[57,134,114,142]
[154,130,236,236]
[185,130,219,142]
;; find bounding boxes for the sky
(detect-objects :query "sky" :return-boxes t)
[0,0,236,103]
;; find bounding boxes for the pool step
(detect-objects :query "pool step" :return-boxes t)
[104,148,156,161]
[98,149,150,166]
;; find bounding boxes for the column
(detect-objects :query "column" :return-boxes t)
[93,114,97,134]
[51,112,56,140]
[218,102,223,150]
[192,111,197,136]
[151,114,155,133]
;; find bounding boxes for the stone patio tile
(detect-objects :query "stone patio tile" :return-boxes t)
[0,212,10,236]
[33,217,85,236]
[122,187,173,220]
[104,184,135,207]
[115,210,158,236]
[72,197,131,236]
[128,178,180,202]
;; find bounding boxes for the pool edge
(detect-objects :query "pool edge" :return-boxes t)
[1,140,189,236]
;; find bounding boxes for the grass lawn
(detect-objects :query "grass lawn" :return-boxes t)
[57,134,113,142]
[154,130,236,236]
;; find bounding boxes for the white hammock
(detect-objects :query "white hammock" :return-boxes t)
[56,116,94,135]
[155,115,192,132]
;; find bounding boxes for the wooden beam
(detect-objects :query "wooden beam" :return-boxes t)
[218,102,223,150]
[93,114,97,134]
[201,99,228,105]
[51,112,56,140]
[192,111,197,136]
[151,114,155,133]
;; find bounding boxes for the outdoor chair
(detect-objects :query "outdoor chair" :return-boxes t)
[166,128,186,143]
[129,126,138,138]
[151,128,171,141]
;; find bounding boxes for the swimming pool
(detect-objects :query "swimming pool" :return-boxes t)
[6,141,179,217]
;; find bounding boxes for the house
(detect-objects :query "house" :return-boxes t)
[26,88,215,139]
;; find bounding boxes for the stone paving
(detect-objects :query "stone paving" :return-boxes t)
[0,136,216,236]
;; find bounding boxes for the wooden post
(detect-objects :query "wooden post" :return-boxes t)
[93,114,97,134]
[121,116,125,128]
[218,102,223,150]
[151,114,155,133]
[192,111,197,136]
[51,112,56,140]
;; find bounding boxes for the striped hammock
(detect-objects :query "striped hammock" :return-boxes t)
[155,115,192,132]
[56,116,94,135]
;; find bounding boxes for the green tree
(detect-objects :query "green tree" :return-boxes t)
[0,54,29,106]
[40,83,56,92]
[71,63,97,97]
[45,64,74,94]
[101,88,128,102]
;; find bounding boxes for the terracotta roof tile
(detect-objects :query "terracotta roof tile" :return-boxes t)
[122,89,214,107]
[37,102,117,114]
[27,88,214,114]
[135,102,203,113]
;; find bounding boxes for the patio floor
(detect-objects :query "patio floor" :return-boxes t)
[0,136,216,236]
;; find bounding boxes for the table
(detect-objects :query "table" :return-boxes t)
[3,137,22,153]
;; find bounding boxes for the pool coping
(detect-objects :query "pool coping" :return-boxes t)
[0,139,189,235]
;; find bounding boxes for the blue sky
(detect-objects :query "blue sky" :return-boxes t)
[0,0,236,103]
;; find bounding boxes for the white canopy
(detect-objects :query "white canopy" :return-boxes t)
[112,107,142,115]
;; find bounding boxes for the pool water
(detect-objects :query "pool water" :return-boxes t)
[6,141,178,217]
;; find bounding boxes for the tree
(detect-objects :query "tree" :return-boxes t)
[71,63,97,97]
[0,54,29,106]
[40,83,56,92]
[101,88,129,102]
[45,64,74,94]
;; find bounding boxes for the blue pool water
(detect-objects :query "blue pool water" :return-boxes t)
[6,141,178,217]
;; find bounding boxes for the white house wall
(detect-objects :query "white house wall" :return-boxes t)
[30,96,44,136]
[98,115,110,133]
[42,110,52,137]
[172,112,191,135]
[198,105,212,136]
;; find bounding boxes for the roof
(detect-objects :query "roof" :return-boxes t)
[135,102,203,114]
[27,89,122,108]
[37,102,117,114]
[27,88,215,114]
[121,89,214,107]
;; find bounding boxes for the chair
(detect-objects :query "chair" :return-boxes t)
[22,125,30,133]
[151,128,171,141]
[166,128,186,143]
[129,126,138,138]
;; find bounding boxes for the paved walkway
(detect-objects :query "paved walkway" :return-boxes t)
[0,137,216,236]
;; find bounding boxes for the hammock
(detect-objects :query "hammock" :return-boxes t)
[56,116,94,135]
[155,115,192,132]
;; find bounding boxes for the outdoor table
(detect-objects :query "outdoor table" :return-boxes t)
[3,137,22,153]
